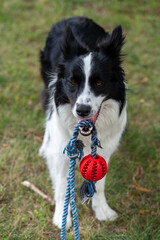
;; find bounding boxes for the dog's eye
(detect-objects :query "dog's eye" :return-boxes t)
[96,81,103,87]
[71,79,77,85]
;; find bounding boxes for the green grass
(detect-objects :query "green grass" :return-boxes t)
[0,0,160,239]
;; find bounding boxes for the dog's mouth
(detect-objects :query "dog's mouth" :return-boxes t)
[78,108,100,136]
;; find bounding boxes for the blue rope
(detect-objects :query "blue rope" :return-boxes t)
[61,120,99,240]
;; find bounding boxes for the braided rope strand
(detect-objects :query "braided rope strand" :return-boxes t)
[61,120,99,240]
[91,126,97,159]
[61,177,70,237]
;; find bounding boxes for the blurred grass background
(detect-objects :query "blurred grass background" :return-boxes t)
[0,0,160,239]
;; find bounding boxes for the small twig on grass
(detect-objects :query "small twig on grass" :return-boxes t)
[132,184,151,193]
[139,209,150,214]
[21,181,54,205]
[132,165,151,193]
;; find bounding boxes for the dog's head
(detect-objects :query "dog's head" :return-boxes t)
[55,25,126,125]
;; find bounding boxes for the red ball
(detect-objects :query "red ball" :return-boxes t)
[80,154,107,182]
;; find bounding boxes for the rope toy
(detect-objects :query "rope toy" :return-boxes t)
[61,120,107,240]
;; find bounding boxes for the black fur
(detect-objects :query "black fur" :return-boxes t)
[40,17,126,114]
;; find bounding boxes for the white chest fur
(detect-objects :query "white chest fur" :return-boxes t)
[40,99,127,165]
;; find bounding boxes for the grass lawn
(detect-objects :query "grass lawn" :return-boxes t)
[0,0,160,239]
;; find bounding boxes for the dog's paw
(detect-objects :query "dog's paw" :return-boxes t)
[53,213,72,230]
[92,204,118,222]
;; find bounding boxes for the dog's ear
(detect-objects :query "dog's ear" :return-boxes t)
[61,26,88,59]
[99,25,125,59]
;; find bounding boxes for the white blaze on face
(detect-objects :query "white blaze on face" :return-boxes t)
[72,52,105,119]
[78,53,92,105]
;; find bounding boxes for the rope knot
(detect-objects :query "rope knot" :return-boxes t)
[63,140,84,160]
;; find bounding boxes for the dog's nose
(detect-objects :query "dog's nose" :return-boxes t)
[76,104,91,117]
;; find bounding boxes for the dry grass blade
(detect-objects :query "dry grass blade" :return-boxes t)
[133,185,152,193]
[139,210,150,214]
[132,166,151,193]
[132,165,143,185]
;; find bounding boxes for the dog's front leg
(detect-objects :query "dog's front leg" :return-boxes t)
[92,175,118,222]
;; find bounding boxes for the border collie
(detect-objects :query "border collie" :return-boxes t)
[39,17,127,229]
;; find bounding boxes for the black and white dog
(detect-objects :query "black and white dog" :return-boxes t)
[39,17,127,229]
